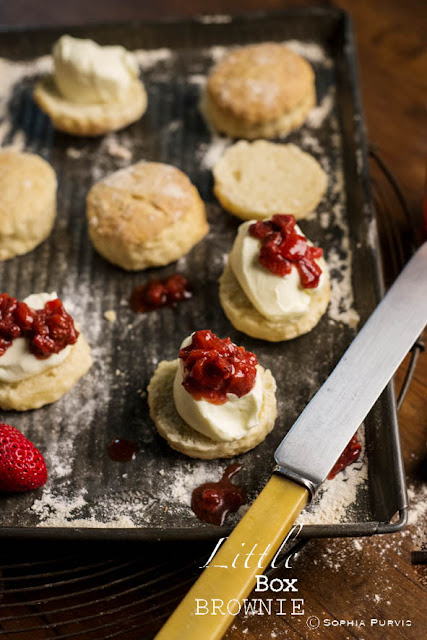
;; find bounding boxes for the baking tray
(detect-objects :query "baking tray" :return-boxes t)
[0,8,407,541]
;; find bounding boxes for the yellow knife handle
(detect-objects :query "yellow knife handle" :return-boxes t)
[154,475,308,640]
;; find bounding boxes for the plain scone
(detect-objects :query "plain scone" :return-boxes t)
[213,140,327,220]
[86,161,209,271]
[0,335,92,411]
[0,150,57,261]
[202,42,315,139]
[148,360,277,459]
[34,76,147,136]
[219,260,331,342]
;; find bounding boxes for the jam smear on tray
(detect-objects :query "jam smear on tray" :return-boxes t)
[108,438,139,462]
[179,330,258,405]
[328,434,362,480]
[130,274,193,314]
[192,463,247,525]
[249,214,323,288]
[0,294,78,359]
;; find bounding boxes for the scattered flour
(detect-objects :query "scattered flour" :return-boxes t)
[306,87,335,128]
[284,40,333,66]
[407,483,427,529]
[0,55,51,148]
[197,14,232,24]
[199,135,232,170]
[296,426,368,525]
[104,133,132,161]
[134,48,174,71]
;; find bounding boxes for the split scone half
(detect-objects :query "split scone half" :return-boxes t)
[0,150,57,261]
[0,292,92,411]
[213,140,327,221]
[148,330,277,459]
[87,161,209,271]
[34,35,147,136]
[201,42,315,139]
[219,215,330,342]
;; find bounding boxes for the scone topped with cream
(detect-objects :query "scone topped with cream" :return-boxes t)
[202,43,315,139]
[0,292,92,410]
[147,330,277,459]
[220,215,330,341]
[34,35,147,136]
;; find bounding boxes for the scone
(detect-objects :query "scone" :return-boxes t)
[0,292,92,411]
[219,215,330,341]
[86,161,209,271]
[148,330,277,459]
[0,150,56,261]
[213,140,327,220]
[34,35,147,136]
[202,42,315,139]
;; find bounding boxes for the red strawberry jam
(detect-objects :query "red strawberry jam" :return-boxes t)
[130,274,193,313]
[249,214,323,288]
[328,435,362,480]
[192,463,247,525]
[0,293,78,359]
[179,330,258,405]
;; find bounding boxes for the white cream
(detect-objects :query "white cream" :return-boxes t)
[173,335,263,442]
[229,220,327,321]
[53,35,139,104]
[0,292,72,383]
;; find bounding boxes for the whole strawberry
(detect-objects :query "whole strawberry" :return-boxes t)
[0,424,47,492]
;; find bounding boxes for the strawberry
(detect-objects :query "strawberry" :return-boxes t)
[0,424,47,492]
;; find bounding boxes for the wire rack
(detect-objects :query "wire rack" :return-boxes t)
[0,149,422,640]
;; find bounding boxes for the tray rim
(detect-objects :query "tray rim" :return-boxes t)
[0,6,408,541]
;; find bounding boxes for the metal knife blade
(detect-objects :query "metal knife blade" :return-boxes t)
[275,242,427,497]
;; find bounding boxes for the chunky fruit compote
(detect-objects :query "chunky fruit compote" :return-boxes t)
[192,463,247,525]
[328,434,362,480]
[0,294,78,359]
[249,214,323,288]
[179,330,258,405]
[130,274,193,314]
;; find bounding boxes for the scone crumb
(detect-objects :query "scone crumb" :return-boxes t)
[104,309,117,323]
[105,135,132,161]
[67,147,83,159]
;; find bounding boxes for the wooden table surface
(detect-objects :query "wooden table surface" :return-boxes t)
[0,1,425,639]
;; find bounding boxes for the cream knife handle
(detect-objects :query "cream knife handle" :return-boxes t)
[154,475,308,640]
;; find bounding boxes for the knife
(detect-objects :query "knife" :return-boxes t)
[155,242,427,640]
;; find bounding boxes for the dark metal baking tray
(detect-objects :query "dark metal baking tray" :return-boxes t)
[0,8,407,540]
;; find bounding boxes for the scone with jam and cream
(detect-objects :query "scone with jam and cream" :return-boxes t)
[219,215,330,341]
[0,292,92,411]
[34,35,147,136]
[147,330,277,459]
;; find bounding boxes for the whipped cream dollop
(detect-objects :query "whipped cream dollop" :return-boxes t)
[229,220,327,321]
[53,35,139,104]
[0,292,72,383]
[173,335,264,442]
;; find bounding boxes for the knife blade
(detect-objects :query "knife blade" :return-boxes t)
[155,242,427,640]
[275,241,427,496]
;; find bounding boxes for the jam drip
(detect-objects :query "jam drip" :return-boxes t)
[191,463,247,526]
[179,330,258,405]
[0,294,78,359]
[328,435,362,480]
[108,438,139,462]
[130,274,193,314]
[249,214,323,288]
